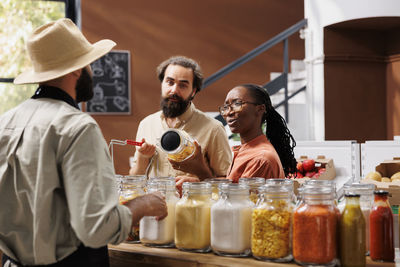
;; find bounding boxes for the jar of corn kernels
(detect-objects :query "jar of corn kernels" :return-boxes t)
[251,184,293,262]
[238,177,265,204]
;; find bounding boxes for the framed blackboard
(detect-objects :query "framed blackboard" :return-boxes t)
[86,50,131,114]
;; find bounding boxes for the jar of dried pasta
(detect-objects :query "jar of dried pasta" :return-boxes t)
[251,184,293,262]
[175,182,212,252]
[293,186,337,266]
[159,129,196,162]
[204,178,232,200]
[140,179,180,247]
[119,175,146,243]
[238,177,265,204]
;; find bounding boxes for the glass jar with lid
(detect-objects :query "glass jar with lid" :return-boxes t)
[293,186,337,266]
[211,184,254,257]
[140,179,180,247]
[175,182,212,252]
[204,178,232,201]
[118,175,146,243]
[264,178,296,204]
[343,182,374,255]
[251,184,294,262]
[238,177,265,204]
[159,129,196,162]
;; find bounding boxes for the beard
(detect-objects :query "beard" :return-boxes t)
[160,94,191,118]
[75,68,94,103]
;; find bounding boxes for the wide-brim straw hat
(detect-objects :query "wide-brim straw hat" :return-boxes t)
[14,18,116,84]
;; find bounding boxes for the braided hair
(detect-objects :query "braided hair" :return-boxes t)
[241,84,297,176]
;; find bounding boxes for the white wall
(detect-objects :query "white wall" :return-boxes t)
[304,0,400,140]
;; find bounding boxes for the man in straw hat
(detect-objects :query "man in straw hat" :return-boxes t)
[0,18,167,266]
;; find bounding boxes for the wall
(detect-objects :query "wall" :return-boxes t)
[81,0,305,174]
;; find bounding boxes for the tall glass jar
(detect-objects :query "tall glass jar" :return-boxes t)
[340,193,366,267]
[140,179,180,247]
[175,182,212,252]
[252,184,293,262]
[343,182,374,255]
[118,175,146,243]
[204,178,232,201]
[293,186,337,266]
[211,184,254,257]
[370,190,394,262]
[238,177,265,204]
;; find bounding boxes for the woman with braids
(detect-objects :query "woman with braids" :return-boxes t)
[219,83,297,182]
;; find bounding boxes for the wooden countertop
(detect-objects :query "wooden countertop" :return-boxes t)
[108,243,398,267]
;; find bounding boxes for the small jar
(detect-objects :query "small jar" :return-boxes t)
[343,182,374,255]
[370,190,394,262]
[293,186,337,266]
[211,184,254,257]
[252,184,293,262]
[159,129,196,162]
[140,179,179,247]
[340,193,366,267]
[238,177,265,204]
[204,178,232,201]
[175,182,212,252]
[118,175,146,243]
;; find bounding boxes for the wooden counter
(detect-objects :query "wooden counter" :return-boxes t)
[109,243,398,267]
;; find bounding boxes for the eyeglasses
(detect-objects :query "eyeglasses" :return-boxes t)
[218,100,259,116]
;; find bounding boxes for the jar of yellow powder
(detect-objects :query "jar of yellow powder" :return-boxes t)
[140,179,179,247]
[119,175,146,243]
[238,177,265,204]
[175,182,212,252]
[251,184,294,262]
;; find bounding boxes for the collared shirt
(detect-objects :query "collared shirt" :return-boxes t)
[227,135,285,183]
[133,103,232,178]
[0,89,132,265]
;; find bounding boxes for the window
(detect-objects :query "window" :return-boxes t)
[0,0,80,115]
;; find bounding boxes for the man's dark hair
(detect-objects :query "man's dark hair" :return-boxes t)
[157,56,203,93]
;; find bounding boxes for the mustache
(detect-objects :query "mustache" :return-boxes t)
[166,94,184,101]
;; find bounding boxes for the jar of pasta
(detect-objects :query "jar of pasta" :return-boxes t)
[140,179,179,247]
[175,182,212,252]
[211,184,254,257]
[159,129,196,162]
[119,175,146,243]
[204,178,232,201]
[293,186,337,266]
[238,177,265,204]
[251,184,293,262]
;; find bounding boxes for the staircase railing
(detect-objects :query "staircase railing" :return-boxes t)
[204,19,307,124]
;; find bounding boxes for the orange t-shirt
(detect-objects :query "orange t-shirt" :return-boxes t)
[226,135,285,183]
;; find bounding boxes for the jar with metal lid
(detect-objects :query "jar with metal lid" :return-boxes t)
[211,184,254,257]
[204,178,232,201]
[339,193,366,267]
[238,177,265,204]
[175,182,212,252]
[159,129,196,162]
[293,186,337,266]
[118,175,146,243]
[252,184,293,262]
[343,182,374,255]
[140,179,180,247]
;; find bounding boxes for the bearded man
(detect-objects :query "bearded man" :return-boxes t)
[129,56,232,187]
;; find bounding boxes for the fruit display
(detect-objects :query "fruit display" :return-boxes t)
[363,171,400,183]
[293,159,327,179]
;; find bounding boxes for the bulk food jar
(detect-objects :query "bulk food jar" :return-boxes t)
[204,178,232,201]
[293,186,337,266]
[252,184,293,262]
[175,182,212,252]
[264,178,296,204]
[118,175,146,243]
[140,179,179,247]
[238,177,265,204]
[211,184,254,257]
[342,182,374,255]
[159,129,196,162]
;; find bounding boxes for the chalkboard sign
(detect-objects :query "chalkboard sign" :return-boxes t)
[86,50,131,114]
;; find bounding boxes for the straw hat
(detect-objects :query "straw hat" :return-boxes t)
[14,18,116,84]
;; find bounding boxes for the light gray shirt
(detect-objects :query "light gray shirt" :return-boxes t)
[0,98,132,265]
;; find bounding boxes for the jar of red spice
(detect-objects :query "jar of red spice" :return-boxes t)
[369,190,394,262]
[293,186,337,266]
